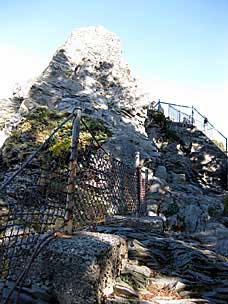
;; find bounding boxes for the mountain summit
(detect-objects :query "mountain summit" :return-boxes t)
[15,26,149,135]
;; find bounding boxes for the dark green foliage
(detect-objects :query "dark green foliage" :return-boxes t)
[163,127,180,143]
[150,110,167,128]
[150,110,180,143]
[163,201,179,217]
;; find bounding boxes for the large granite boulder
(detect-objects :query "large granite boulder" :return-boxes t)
[28,232,128,304]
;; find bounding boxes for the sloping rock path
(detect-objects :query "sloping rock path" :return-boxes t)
[96,218,228,304]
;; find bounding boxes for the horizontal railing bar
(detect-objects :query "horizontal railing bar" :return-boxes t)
[169,104,191,118]
[159,101,192,109]
[153,100,227,154]
[193,106,227,141]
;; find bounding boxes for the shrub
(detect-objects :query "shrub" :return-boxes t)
[150,110,180,143]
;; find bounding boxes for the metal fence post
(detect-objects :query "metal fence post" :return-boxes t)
[135,151,142,214]
[226,138,228,156]
[145,168,148,199]
[191,106,194,125]
[65,108,81,234]
[178,111,181,123]
[157,99,161,111]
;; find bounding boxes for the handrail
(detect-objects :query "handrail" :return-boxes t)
[154,100,227,155]
[192,106,227,141]
[157,100,192,109]
[169,104,191,120]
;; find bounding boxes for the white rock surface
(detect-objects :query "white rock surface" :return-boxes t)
[17,26,150,136]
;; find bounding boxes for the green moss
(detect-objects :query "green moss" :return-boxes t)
[1,107,112,167]
[212,139,226,153]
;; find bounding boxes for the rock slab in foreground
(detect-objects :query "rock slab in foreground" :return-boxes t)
[29,232,128,304]
[106,215,164,233]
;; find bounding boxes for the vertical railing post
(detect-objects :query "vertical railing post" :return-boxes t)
[157,99,161,111]
[226,138,228,156]
[178,110,181,123]
[145,168,148,201]
[65,108,81,234]
[191,106,194,125]
[135,151,142,214]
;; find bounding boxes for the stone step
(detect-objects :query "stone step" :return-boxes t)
[105,215,164,233]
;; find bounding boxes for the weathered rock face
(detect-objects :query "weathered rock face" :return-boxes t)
[145,110,228,233]
[17,26,149,136]
[0,98,18,128]
[102,132,158,165]
[97,220,228,304]
[146,111,227,192]
[146,172,225,233]
[0,98,22,148]
[28,232,128,304]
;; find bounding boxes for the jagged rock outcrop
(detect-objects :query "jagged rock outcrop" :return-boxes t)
[97,219,228,304]
[0,98,21,129]
[146,114,227,191]
[16,26,149,135]
[0,98,22,148]
[4,26,158,164]
[145,110,228,234]
[169,122,228,191]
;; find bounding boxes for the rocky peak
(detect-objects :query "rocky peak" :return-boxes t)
[17,26,149,135]
[63,26,122,65]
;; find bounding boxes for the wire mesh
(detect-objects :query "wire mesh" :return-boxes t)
[73,117,139,227]
[0,111,141,303]
[168,104,192,124]
[75,149,138,224]
[0,162,69,302]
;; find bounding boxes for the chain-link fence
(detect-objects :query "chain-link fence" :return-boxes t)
[0,108,143,303]
[154,101,227,154]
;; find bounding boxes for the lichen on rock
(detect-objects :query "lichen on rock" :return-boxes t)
[0,106,112,170]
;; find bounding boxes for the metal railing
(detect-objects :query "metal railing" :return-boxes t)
[152,100,228,155]
[0,108,145,303]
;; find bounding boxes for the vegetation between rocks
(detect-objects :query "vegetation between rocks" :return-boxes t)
[149,109,180,143]
[0,107,112,168]
[212,139,226,153]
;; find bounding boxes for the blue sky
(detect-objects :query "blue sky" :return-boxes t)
[0,0,227,136]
